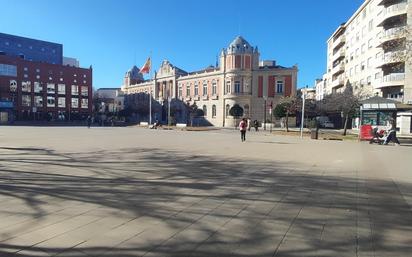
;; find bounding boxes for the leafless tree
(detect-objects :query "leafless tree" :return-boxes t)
[323,83,364,136]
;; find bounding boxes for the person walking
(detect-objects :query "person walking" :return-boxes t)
[239,118,247,142]
[383,119,400,145]
[86,115,92,129]
[253,120,259,131]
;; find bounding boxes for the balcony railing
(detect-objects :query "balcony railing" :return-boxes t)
[378,1,407,26]
[331,62,345,75]
[382,73,405,83]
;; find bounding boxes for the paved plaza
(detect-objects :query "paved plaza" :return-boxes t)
[0,126,411,257]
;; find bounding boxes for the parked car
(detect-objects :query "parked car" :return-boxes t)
[320,121,334,128]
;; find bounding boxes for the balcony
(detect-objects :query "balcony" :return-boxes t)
[377,1,407,27]
[379,26,407,46]
[331,76,345,89]
[375,50,406,68]
[333,48,346,62]
[377,73,405,88]
[331,62,345,76]
[332,35,346,51]
[211,94,219,100]
[224,92,252,99]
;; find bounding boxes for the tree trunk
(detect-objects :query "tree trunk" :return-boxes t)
[285,113,289,132]
[343,113,349,136]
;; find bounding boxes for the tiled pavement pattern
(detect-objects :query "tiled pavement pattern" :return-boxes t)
[0,127,411,257]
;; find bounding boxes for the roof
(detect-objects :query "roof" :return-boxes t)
[227,36,254,54]
[360,96,412,110]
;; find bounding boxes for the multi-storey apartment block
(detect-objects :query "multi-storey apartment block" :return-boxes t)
[122,36,298,127]
[320,0,412,104]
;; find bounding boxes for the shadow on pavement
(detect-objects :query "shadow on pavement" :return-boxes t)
[0,146,411,257]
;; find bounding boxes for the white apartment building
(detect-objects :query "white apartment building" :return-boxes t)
[320,0,412,104]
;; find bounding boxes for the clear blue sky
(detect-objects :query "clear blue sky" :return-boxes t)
[1,0,364,89]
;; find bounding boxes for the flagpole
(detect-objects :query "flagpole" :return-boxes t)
[149,51,152,126]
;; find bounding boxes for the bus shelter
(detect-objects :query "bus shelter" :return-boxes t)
[359,96,412,140]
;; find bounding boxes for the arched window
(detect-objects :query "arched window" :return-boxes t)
[202,105,207,116]
[226,104,230,117]
[212,105,216,118]
[244,104,250,116]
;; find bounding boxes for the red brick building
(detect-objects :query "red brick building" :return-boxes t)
[0,55,92,122]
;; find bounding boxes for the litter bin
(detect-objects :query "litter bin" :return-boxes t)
[311,129,318,139]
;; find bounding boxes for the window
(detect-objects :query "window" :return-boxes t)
[350,68,353,76]
[178,84,182,97]
[9,80,17,92]
[71,98,79,108]
[226,81,231,94]
[58,97,66,108]
[194,82,199,96]
[212,80,217,95]
[356,32,360,42]
[47,83,55,94]
[361,61,365,71]
[368,39,373,48]
[81,99,88,109]
[276,81,284,93]
[47,96,55,107]
[0,63,17,77]
[24,67,28,71]
[367,76,371,84]
[355,48,359,57]
[367,57,372,68]
[81,86,88,96]
[355,65,359,74]
[36,75,40,79]
[83,74,87,78]
[226,104,230,117]
[361,44,366,54]
[34,96,43,107]
[375,72,382,79]
[202,105,207,116]
[58,84,66,94]
[23,74,28,78]
[234,81,241,93]
[212,105,216,118]
[186,84,191,97]
[368,19,374,31]
[203,82,208,96]
[60,78,64,82]
[22,95,31,107]
[71,85,79,95]
[34,82,42,93]
[36,68,40,73]
[22,81,31,92]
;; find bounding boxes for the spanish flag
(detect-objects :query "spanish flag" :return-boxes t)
[139,57,151,74]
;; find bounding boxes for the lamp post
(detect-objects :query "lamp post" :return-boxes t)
[300,90,306,138]
[263,96,267,131]
[168,96,171,127]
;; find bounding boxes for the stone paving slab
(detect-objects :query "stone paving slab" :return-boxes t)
[0,126,411,256]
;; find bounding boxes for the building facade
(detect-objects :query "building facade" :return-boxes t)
[0,32,63,64]
[95,88,124,114]
[122,36,298,127]
[0,33,92,122]
[320,0,412,104]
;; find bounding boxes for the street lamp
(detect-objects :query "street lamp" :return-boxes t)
[263,96,267,131]
[300,89,306,138]
[168,96,171,127]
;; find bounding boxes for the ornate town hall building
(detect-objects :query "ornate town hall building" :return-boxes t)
[122,36,298,127]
